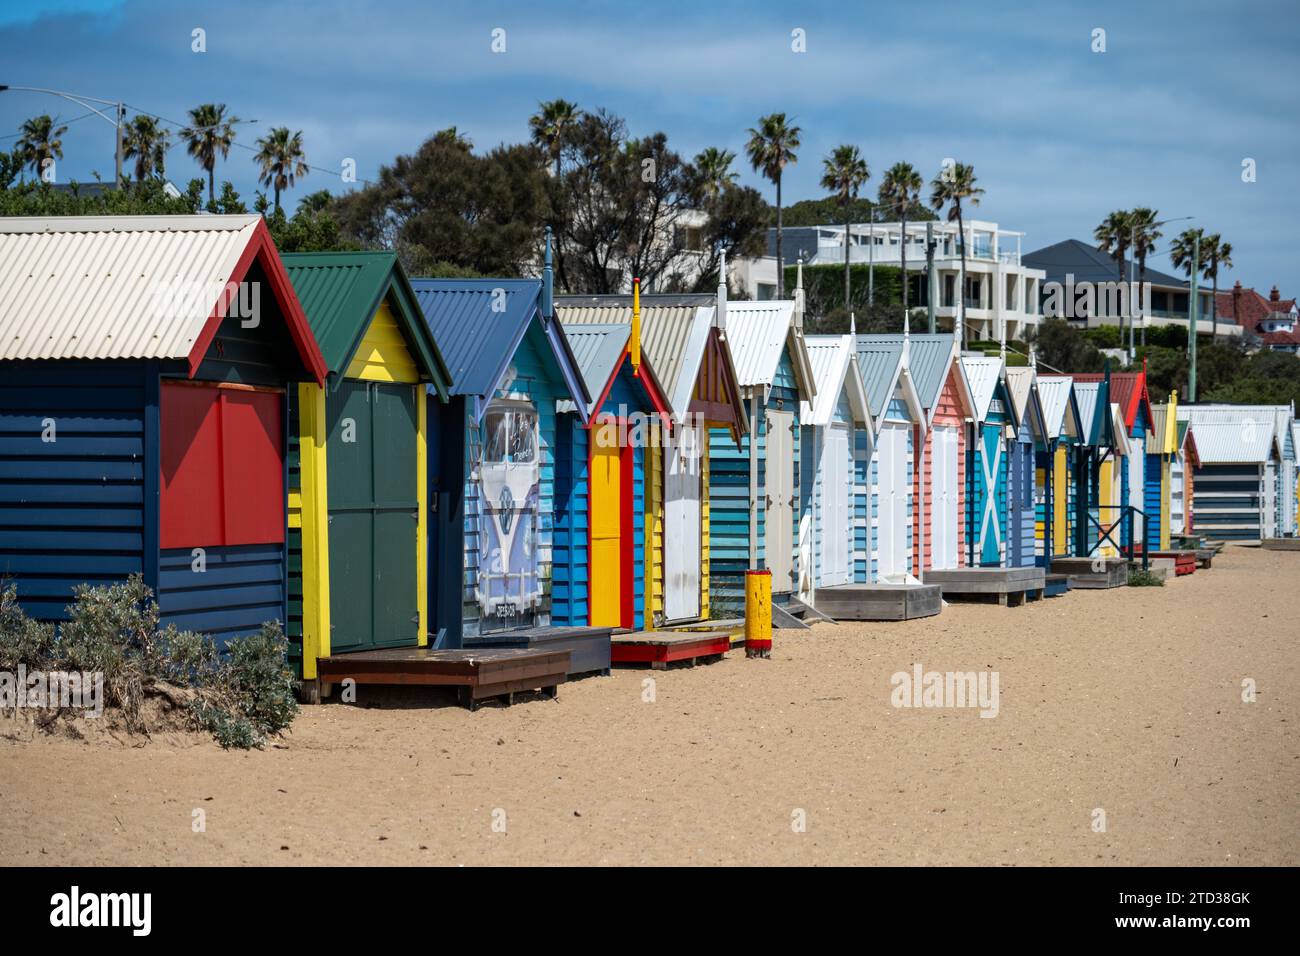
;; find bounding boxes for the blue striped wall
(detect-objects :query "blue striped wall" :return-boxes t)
[1193,464,1263,540]
[1144,452,1163,547]
[1007,418,1036,567]
[0,361,152,621]
[157,543,285,644]
[854,427,870,583]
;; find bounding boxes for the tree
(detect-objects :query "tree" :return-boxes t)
[745,112,801,298]
[529,99,582,178]
[1094,209,1134,341]
[1202,233,1232,341]
[296,189,334,215]
[122,115,171,183]
[878,162,923,316]
[1126,207,1162,346]
[253,126,309,213]
[821,144,870,313]
[15,114,68,181]
[929,161,984,346]
[1026,318,1105,374]
[687,183,769,293]
[694,147,739,203]
[180,103,240,207]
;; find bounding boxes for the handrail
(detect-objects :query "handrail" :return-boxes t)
[1084,504,1149,571]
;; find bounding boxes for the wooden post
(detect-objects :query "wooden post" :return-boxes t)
[745,569,772,659]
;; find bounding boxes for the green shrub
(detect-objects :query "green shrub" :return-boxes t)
[1127,568,1165,587]
[0,583,57,671]
[190,623,299,749]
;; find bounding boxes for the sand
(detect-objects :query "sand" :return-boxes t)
[2,545,1296,866]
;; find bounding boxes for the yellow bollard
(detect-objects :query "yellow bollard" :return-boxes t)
[745,569,772,659]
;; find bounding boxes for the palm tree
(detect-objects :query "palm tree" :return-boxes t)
[929,161,984,345]
[253,126,309,213]
[694,147,739,203]
[1184,233,1232,341]
[296,189,334,216]
[1127,207,1161,346]
[15,114,68,181]
[745,112,801,298]
[1169,227,1206,339]
[821,145,870,312]
[878,162,924,317]
[528,99,582,178]
[180,103,240,206]
[1094,210,1134,342]
[122,115,171,183]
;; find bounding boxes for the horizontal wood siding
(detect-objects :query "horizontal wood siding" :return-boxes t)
[1192,464,1263,540]
[157,543,285,643]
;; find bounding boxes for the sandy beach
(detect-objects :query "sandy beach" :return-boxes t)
[2,545,1296,867]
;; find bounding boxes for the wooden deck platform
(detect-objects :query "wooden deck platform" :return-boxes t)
[1261,538,1300,551]
[1051,557,1128,589]
[922,567,1045,606]
[1147,550,1197,575]
[611,629,733,669]
[1196,549,1215,568]
[813,583,942,621]
[1043,573,1070,597]
[463,626,612,677]
[314,647,568,710]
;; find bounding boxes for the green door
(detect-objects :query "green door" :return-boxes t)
[326,380,419,652]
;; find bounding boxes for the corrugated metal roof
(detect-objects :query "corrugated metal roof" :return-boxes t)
[725,300,796,387]
[859,334,954,411]
[960,354,1003,422]
[1003,367,1035,426]
[1150,402,1169,447]
[1071,370,1151,431]
[410,278,543,399]
[1182,420,1276,464]
[1036,375,1075,439]
[801,334,870,426]
[282,251,449,392]
[558,322,632,416]
[555,295,713,418]
[1178,404,1291,462]
[0,214,261,361]
[855,337,905,416]
[1073,380,1102,442]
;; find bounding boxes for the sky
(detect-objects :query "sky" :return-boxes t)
[1,0,1297,293]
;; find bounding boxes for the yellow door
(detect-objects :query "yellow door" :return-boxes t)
[1052,444,1067,556]
[590,422,623,626]
[1099,458,1117,557]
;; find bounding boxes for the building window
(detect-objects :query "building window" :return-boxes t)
[757,283,776,301]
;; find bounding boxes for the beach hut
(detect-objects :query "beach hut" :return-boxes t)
[1068,377,1112,557]
[555,277,746,628]
[710,296,815,609]
[410,260,595,647]
[799,335,872,595]
[1145,395,1182,551]
[279,252,452,680]
[1033,375,1083,565]
[1071,370,1154,550]
[1176,405,1293,541]
[1003,366,1048,568]
[1169,418,1200,537]
[551,302,673,630]
[958,354,1013,567]
[855,337,926,582]
[0,215,326,636]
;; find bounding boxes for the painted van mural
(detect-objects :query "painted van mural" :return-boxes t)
[476,398,541,631]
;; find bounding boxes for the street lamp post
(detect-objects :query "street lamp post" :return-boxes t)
[1126,214,1193,364]
[1189,232,1200,403]
[0,84,126,187]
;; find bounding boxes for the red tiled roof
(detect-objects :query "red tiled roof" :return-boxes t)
[1213,284,1297,330]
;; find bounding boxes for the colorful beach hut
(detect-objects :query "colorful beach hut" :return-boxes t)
[551,306,672,630]
[1001,366,1047,568]
[1170,418,1200,537]
[710,297,815,609]
[555,279,746,628]
[411,265,593,646]
[280,252,451,679]
[0,215,326,636]
[1072,370,1153,550]
[855,337,926,582]
[1144,395,1183,552]
[1033,375,1083,565]
[959,354,1013,567]
[799,334,871,595]
[1069,377,1112,557]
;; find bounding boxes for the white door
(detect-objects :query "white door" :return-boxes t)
[877,424,909,581]
[1170,455,1185,535]
[1263,463,1277,539]
[1128,434,1145,543]
[931,426,959,570]
[766,409,795,593]
[819,424,851,586]
[663,424,702,621]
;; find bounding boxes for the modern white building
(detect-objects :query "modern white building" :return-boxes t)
[732,219,1045,342]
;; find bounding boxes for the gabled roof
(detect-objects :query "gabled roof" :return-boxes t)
[411,278,589,421]
[1148,395,1180,455]
[1177,404,1292,462]
[1035,375,1082,441]
[1071,370,1152,433]
[554,294,740,428]
[854,335,924,432]
[1179,421,1275,464]
[1071,379,1114,446]
[724,300,815,401]
[558,322,671,420]
[959,354,1004,422]
[0,214,326,383]
[801,334,870,427]
[858,334,956,415]
[282,251,449,398]
[1023,238,1189,289]
[1004,367,1047,440]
